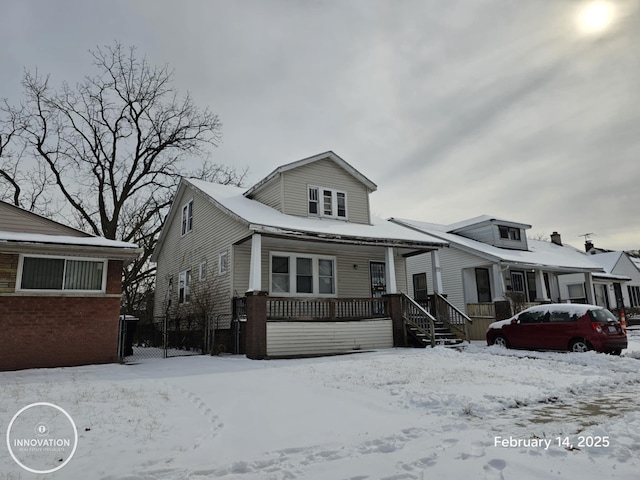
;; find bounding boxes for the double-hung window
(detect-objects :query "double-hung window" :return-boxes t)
[308,186,347,219]
[498,225,520,240]
[18,255,106,292]
[218,251,229,275]
[179,269,191,304]
[270,252,336,296]
[181,199,193,235]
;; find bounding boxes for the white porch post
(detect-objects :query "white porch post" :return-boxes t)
[385,247,397,294]
[535,270,550,302]
[492,263,507,301]
[584,272,595,305]
[431,250,444,294]
[248,233,262,292]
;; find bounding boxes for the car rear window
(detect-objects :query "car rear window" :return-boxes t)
[589,308,617,323]
[548,310,580,322]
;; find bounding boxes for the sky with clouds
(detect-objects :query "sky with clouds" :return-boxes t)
[2,0,639,250]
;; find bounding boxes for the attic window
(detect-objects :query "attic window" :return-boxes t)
[181,199,193,235]
[499,225,520,241]
[308,185,347,219]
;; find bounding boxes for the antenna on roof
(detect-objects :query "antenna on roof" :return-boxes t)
[579,233,594,241]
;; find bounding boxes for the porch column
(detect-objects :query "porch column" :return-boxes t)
[248,233,262,292]
[492,263,507,301]
[584,272,595,305]
[431,250,444,294]
[385,247,397,294]
[535,270,550,302]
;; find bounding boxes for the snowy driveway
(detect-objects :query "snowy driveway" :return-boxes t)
[1,329,639,480]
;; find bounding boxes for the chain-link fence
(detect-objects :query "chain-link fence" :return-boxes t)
[118,315,207,362]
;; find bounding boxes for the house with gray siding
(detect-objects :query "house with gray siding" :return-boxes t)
[558,249,639,313]
[390,216,607,339]
[152,151,447,358]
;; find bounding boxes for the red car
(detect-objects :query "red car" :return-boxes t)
[486,304,627,354]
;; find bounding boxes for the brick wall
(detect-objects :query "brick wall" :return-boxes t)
[0,253,18,293]
[0,258,125,371]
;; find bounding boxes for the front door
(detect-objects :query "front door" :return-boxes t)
[511,271,526,300]
[475,268,492,303]
[413,273,428,307]
[370,262,386,298]
[613,283,624,310]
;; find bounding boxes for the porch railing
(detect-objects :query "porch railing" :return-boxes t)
[401,293,436,347]
[266,297,388,321]
[433,293,472,341]
[466,303,496,318]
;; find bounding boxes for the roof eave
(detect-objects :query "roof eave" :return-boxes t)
[250,224,447,250]
[0,240,142,262]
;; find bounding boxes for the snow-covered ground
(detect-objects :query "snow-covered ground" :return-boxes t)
[2,328,640,480]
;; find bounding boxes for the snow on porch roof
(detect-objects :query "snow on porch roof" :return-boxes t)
[186,179,446,248]
[390,217,604,272]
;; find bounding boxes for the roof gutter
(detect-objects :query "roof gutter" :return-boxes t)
[249,224,447,250]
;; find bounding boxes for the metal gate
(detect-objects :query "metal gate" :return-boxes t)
[118,314,212,362]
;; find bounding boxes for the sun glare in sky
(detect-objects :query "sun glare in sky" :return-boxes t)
[577,1,616,34]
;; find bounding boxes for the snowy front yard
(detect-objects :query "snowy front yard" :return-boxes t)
[2,329,640,480]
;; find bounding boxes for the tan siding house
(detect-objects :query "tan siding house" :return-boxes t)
[152,151,445,358]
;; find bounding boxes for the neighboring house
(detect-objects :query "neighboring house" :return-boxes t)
[152,151,447,358]
[560,249,640,311]
[0,201,140,371]
[390,216,606,339]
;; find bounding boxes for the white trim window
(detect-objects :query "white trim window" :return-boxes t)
[199,261,207,281]
[498,225,521,240]
[567,283,586,301]
[628,285,640,307]
[270,252,336,296]
[18,255,107,292]
[181,199,193,235]
[308,185,347,219]
[218,251,229,275]
[178,269,191,304]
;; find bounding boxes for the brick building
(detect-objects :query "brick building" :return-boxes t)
[0,201,140,371]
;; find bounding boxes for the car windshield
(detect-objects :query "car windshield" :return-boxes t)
[590,308,618,323]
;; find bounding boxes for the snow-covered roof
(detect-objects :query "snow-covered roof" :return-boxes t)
[631,256,640,271]
[390,217,603,273]
[185,179,446,249]
[587,251,623,273]
[0,230,141,257]
[243,151,377,198]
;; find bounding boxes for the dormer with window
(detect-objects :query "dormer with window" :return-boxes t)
[447,215,530,250]
[244,151,376,225]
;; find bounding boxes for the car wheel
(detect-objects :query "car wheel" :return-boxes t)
[610,349,622,356]
[569,339,591,353]
[492,335,509,348]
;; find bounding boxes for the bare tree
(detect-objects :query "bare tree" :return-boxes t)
[7,42,246,312]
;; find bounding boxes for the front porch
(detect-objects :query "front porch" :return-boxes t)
[460,263,600,339]
[235,291,473,359]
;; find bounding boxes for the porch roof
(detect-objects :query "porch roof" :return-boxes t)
[186,179,447,250]
[390,218,604,273]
